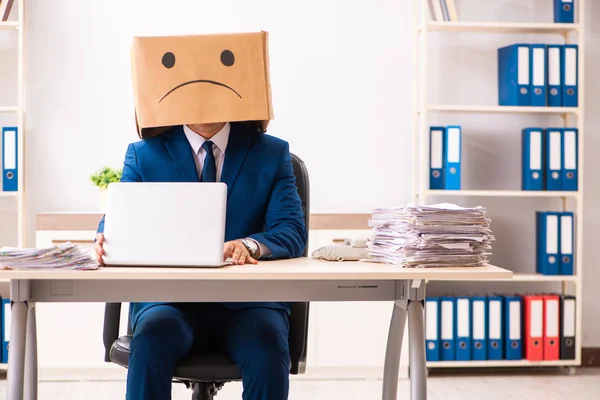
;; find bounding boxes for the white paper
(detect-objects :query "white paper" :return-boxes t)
[546,215,559,255]
[441,301,453,340]
[548,47,561,86]
[457,299,470,337]
[546,299,559,337]
[518,46,530,85]
[530,130,542,170]
[489,300,501,340]
[533,47,545,86]
[425,300,438,340]
[509,301,521,340]
[3,129,16,170]
[531,300,543,338]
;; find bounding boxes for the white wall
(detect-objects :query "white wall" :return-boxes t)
[0,0,598,371]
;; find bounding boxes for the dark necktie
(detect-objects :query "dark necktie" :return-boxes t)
[201,141,217,182]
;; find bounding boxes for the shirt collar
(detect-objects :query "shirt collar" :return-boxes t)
[183,122,230,155]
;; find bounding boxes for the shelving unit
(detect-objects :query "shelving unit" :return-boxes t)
[0,1,26,248]
[423,189,580,198]
[427,359,580,368]
[426,105,580,114]
[413,0,584,370]
[425,21,580,34]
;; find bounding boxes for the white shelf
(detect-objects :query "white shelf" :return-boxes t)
[430,273,578,283]
[427,359,579,368]
[422,190,579,198]
[0,22,18,30]
[426,21,580,34]
[0,106,18,113]
[426,105,580,114]
[0,192,20,198]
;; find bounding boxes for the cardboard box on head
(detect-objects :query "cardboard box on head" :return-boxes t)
[131,31,273,139]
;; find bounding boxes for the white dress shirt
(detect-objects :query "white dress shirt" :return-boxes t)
[183,123,230,182]
[183,123,271,259]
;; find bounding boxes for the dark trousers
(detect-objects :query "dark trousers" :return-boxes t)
[126,303,290,400]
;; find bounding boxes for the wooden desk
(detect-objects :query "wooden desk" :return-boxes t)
[1,258,512,400]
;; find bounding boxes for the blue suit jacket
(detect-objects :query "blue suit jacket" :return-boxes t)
[97,123,307,329]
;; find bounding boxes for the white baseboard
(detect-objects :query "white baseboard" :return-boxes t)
[36,366,409,382]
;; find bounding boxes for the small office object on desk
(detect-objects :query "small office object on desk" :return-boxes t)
[414,0,584,371]
[1,260,512,400]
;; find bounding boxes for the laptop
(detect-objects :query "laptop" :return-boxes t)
[102,182,231,267]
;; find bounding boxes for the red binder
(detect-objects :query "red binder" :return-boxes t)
[523,294,544,361]
[543,294,560,360]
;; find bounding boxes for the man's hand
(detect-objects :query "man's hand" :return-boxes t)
[95,233,105,265]
[224,240,258,265]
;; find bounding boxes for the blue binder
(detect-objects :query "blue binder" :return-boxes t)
[530,44,547,107]
[498,44,531,106]
[455,296,471,361]
[440,296,455,361]
[536,211,560,275]
[547,45,563,107]
[560,212,574,275]
[429,127,445,190]
[425,297,441,361]
[522,128,544,190]
[487,295,504,360]
[554,0,575,23]
[1,298,9,364]
[2,127,18,192]
[562,128,578,191]
[545,128,563,191]
[443,126,461,190]
[470,295,487,361]
[562,45,578,107]
[504,295,523,360]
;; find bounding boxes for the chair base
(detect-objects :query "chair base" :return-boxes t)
[190,381,224,400]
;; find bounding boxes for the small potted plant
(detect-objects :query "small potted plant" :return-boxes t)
[90,166,122,210]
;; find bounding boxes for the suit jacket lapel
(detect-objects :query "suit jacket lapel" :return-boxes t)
[163,125,200,182]
[221,123,252,197]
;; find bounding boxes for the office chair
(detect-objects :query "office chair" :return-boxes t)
[102,153,311,400]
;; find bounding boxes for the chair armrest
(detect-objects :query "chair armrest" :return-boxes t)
[103,303,122,362]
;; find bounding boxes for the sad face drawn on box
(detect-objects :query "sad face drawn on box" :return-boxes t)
[131,32,273,138]
[158,49,242,102]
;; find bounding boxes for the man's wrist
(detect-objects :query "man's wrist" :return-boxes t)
[241,238,260,259]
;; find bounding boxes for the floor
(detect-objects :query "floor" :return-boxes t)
[0,369,598,399]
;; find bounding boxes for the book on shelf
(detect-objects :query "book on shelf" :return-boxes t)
[428,0,459,22]
[0,0,15,22]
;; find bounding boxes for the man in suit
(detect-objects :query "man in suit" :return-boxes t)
[94,120,307,400]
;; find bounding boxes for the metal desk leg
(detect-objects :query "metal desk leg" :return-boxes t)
[382,289,408,400]
[24,303,38,400]
[408,300,427,400]
[7,301,28,400]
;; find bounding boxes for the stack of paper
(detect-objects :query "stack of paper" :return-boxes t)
[364,203,494,268]
[0,242,98,270]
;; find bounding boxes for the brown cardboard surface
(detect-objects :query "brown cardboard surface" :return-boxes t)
[131,31,273,138]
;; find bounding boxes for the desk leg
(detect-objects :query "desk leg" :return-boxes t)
[408,300,427,400]
[382,284,408,400]
[24,304,38,400]
[7,301,28,400]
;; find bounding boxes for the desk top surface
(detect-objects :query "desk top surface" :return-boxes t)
[0,258,512,281]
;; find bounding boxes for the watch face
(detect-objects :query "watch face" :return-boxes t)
[243,239,258,256]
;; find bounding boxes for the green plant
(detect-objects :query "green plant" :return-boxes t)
[90,166,122,189]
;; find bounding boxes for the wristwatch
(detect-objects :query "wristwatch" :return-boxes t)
[241,238,260,259]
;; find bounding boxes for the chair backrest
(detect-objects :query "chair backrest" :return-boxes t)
[103,153,312,375]
[288,153,310,374]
